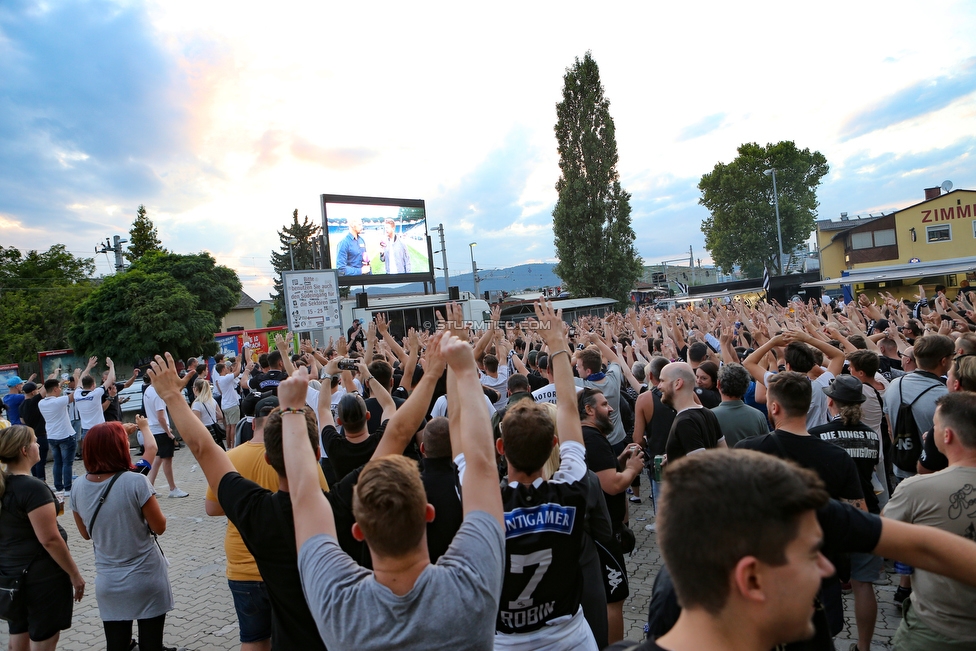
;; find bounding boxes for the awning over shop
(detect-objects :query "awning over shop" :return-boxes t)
[801,257,976,288]
[676,286,763,303]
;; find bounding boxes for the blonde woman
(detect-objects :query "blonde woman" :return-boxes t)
[191,379,225,449]
[0,425,85,651]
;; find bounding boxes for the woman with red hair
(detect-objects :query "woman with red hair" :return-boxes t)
[70,421,173,651]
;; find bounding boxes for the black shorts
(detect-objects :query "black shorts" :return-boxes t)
[154,433,175,459]
[5,567,73,641]
[594,537,630,603]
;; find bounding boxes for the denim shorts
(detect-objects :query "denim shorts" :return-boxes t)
[228,580,272,643]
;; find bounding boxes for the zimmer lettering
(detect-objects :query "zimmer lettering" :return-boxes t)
[921,205,974,223]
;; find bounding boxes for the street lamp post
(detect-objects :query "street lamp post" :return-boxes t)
[469,242,480,297]
[764,168,784,274]
[288,238,298,271]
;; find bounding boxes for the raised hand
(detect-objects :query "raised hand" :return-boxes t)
[375,312,389,336]
[423,330,448,375]
[441,333,477,373]
[147,353,184,402]
[277,367,310,410]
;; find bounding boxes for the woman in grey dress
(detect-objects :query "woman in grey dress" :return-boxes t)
[71,421,173,651]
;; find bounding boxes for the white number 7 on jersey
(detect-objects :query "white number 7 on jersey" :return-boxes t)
[507,549,553,609]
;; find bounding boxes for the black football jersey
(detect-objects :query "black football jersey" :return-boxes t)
[497,479,589,634]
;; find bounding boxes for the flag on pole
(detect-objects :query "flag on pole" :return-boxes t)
[762,265,770,293]
[676,281,688,295]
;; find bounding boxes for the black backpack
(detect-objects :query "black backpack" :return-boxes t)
[890,380,939,473]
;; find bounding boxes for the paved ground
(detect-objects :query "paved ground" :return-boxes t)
[3,452,902,650]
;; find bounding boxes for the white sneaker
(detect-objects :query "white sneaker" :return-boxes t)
[168,488,189,498]
[644,523,656,532]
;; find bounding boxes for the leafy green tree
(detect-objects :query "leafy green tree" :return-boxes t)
[269,209,321,325]
[0,245,95,364]
[132,252,242,321]
[552,52,642,306]
[125,204,165,263]
[69,252,241,362]
[69,270,218,362]
[699,141,829,276]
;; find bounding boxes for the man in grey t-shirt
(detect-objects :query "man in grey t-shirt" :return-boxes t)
[574,346,626,447]
[284,320,505,651]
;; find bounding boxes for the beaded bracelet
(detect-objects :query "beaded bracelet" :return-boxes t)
[280,407,306,416]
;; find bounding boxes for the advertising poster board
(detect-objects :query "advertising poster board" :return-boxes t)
[0,363,20,397]
[214,333,242,359]
[237,327,290,364]
[282,269,344,345]
[38,349,89,382]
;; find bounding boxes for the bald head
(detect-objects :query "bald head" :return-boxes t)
[661,362,697,394]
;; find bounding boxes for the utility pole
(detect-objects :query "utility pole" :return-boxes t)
[435,224,450,290]
[469,243,480,298]
[97,235,128,272]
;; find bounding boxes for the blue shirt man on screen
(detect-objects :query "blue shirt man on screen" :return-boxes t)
[336,216,371,276]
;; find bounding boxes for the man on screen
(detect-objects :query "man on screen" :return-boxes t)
[378,217,410,274]
[336,216,371,276]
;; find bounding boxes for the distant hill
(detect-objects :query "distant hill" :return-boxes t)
[360,263,563,296]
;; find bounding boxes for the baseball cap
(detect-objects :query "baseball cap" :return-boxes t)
[254,395,280,418]
[822,375,865,404]
[22,381,37,393]
[6,376,24,388]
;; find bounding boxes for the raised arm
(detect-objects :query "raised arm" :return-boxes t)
[743,334,785,384]
[472,304,501,361]
[788,330,845,377]
[400,329,421,395]
[147,353,235,493]
[275,333,297,376]
[372,331,446,459]
[535,301,584,446]
[316,358,339,430]
[442,333,504,528]
[280,369,337,549]
[103,357,116,388]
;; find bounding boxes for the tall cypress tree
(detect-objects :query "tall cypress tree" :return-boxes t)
[125,204,165,263]
[553,52,642,306]
[269,209,321,325]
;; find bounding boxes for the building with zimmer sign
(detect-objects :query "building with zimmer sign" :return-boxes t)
[807,186,976,301]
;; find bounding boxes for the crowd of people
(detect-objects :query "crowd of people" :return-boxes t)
[2,284,976,651]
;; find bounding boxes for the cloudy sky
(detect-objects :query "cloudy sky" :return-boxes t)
[2,0,975,301]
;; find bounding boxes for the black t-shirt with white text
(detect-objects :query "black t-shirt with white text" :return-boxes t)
[809,419,881,514]
[248,370,289,395]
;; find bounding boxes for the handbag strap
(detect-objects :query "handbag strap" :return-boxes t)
[86,471,124,537]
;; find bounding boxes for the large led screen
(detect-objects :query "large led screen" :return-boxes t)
[321,194,434,286]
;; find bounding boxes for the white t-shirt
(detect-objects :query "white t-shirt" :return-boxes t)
[192,398,219,426]
[430,393,497,420]
[143,386,168,435]
[38,395,73,440]
[216,373,240,409]
[480,366,510,410]
[74,387,106,429]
